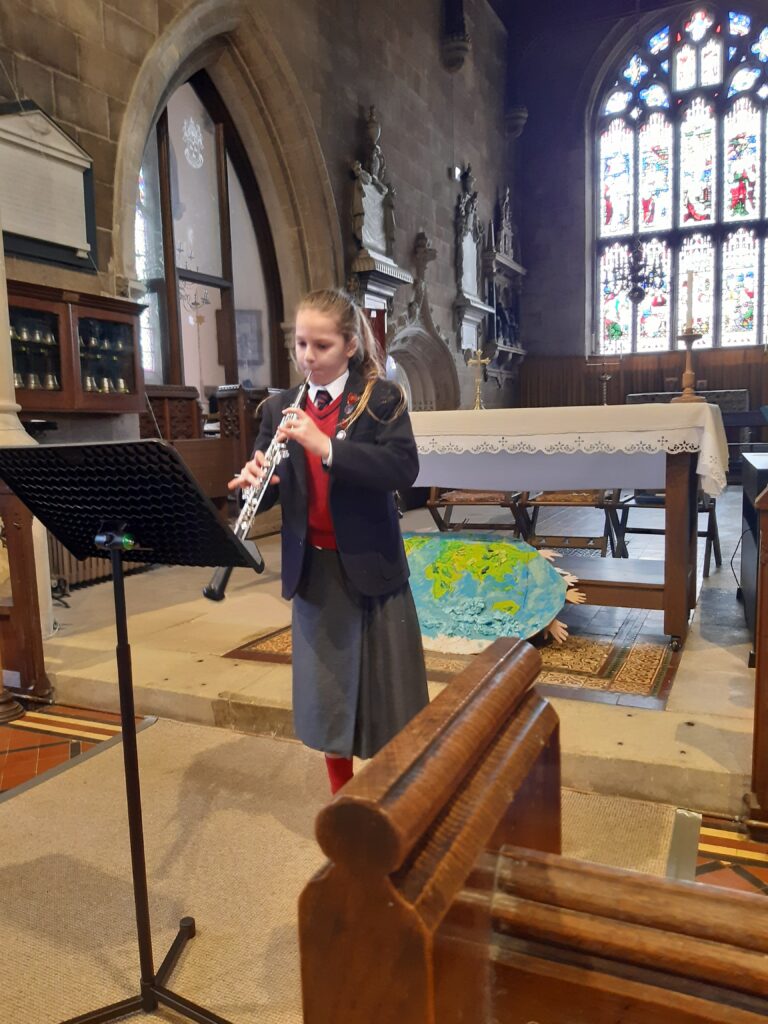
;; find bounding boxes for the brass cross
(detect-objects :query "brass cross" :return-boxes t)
[468,348,491,410]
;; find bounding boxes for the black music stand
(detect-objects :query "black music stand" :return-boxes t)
[0,439,264,1024]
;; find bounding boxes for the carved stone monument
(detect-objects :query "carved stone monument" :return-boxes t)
[350,107,412,322]
[483,186,527,389]
[0,102,96,271]
[453,164,494,354]
[388,232,461,411]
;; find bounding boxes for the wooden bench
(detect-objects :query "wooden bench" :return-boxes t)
[426,488,522,532]
[300,637,768,1023]
[426,486,626,555]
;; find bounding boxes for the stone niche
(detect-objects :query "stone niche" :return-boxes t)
[453,164,494,355]
[388,232,460,411]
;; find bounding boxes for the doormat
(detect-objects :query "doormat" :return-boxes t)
[224,626,475,683]
[224,606,678,696]
[537,608,679,697]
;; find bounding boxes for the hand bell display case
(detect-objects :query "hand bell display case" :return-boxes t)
[7,280,144,414]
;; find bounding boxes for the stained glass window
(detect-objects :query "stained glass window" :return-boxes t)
[678,235,715,346]
[600,244,634,354]
[624,54,650,86]
[675,43,698,90]
[752,26,768,60]
[721,228,758,343]
[729,65,761,95]
[701,38,723,84]
[639,83,669,107]
[679,98,716,225]
[649,26,670,54]
[605,90,633,114]
[723,97,760,219]
[686,10,714,42]
[730,12,751,36]
[636,239,672,351]
[639,113,673,231]
[600,120,633,236]
[595,7,768,352]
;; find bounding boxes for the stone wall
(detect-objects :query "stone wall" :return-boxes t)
[515,9,659,357]
[0,0,512,406]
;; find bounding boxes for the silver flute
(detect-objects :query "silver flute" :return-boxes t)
[203,375,311,601]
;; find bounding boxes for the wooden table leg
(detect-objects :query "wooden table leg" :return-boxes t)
[663,453,696,647]
[751,487,768,820]
[0,491,51,699]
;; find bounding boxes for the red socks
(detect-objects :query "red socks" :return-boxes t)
[325,755,354,795]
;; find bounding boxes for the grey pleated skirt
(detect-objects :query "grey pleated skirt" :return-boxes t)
[291,546,429,759]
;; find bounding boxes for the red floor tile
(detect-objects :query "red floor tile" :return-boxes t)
[0,702,134,796]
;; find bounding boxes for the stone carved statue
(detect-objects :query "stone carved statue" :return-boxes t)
[366,106,386,182]
[407,231,437,324]
[351,107,395,258]
[388,231,461,411]
[455,164,484,301]
[498,186,515,260]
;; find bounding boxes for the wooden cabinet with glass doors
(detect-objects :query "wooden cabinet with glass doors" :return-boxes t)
[7,281,144,414]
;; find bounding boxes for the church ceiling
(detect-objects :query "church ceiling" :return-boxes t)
[490,1,700,38]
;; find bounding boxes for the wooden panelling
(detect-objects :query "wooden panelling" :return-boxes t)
[519,348,768,410]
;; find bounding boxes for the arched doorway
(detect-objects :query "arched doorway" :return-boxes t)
[112,0,344,390]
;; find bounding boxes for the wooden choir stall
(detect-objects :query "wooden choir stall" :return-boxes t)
[0,482,50,704]
[410,404,730,649]
[300,639,768,1024]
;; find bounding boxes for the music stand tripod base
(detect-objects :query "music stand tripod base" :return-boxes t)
[0,441,261,1024]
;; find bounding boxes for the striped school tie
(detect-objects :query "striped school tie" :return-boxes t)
[314,389,332,410]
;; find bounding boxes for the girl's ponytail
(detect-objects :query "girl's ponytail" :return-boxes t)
[296,289,406,425]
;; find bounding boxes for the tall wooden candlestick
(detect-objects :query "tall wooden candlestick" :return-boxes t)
[671,328,706,404]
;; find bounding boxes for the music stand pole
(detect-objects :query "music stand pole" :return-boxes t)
[61,534,232,1024]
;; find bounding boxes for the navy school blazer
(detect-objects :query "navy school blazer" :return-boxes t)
[252,370,420,600]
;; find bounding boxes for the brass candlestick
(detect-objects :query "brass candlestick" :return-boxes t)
[671,328,706,403]
[598,372,613,406]
[586,356,621,405]
[467,347,491,410]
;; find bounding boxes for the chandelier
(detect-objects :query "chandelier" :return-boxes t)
[606,238,665,305]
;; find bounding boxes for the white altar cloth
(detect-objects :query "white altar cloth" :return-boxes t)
[410,403,729,497]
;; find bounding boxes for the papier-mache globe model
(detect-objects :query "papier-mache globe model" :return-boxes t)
[403,531,585,653]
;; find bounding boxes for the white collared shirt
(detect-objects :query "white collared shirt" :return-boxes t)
[308,370,349,466]
[308,369,349,407]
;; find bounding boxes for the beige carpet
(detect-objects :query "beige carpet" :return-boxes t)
[0,720,328,1024]
[561,787,676,876]
[0,723,677,1023]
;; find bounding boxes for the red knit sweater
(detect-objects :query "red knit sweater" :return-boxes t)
[305,394,342,548]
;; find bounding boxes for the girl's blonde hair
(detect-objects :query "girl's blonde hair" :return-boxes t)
[296,288,405,426]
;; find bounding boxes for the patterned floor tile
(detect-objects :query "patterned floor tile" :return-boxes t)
[0,704,130,796]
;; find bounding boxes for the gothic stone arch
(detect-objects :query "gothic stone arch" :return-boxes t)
[112,0,343,328]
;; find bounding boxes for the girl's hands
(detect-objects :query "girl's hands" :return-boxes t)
[278,407,331,460]
[227,405,331,492]
[228,449,279,491]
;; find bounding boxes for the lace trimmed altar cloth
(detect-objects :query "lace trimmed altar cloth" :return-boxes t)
[410,403,729,497]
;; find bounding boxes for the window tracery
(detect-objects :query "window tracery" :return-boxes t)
[595,6,768,353]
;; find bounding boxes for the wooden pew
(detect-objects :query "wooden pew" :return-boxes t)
[299,638,560,1024]
[299,637,768,1024]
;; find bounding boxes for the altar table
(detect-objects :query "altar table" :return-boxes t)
[410,403,729,647]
